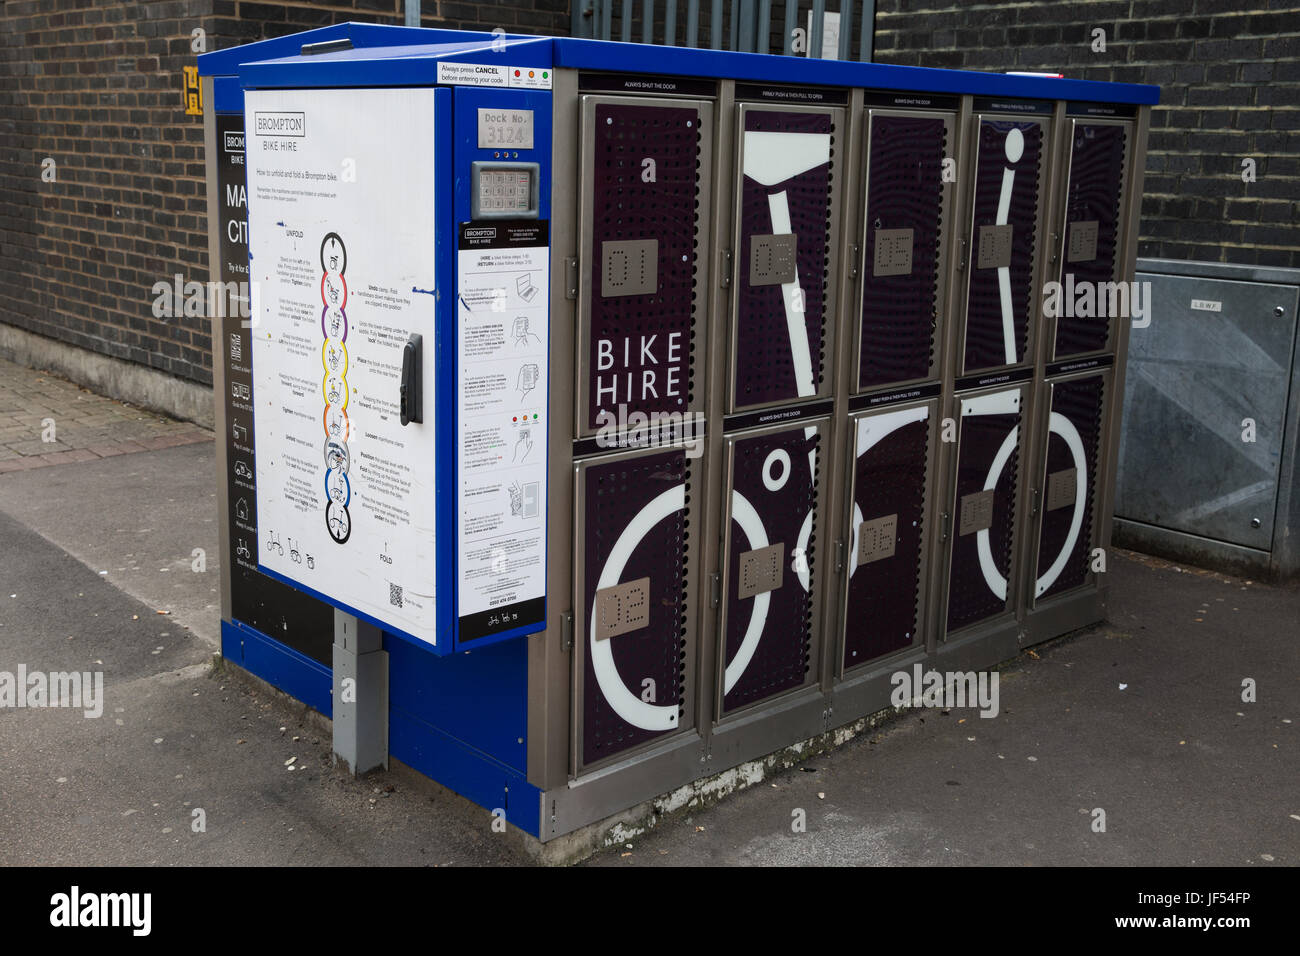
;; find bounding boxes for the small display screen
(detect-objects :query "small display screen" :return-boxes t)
[477,108,535,149]
[477,167,534,215]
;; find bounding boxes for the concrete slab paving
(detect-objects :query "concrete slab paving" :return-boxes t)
[0,357,208,474]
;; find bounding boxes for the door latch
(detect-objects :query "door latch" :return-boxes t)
[399,333,422,426]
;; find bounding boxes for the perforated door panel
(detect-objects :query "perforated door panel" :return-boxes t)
[1034,373,1107,602]
[576,447,693,768]
[961,117,1047,374]
[946,387,1024,633]
[1054,121,1130,359]
[719,422,822,713]
[579,95,711,435]
[730,105,839,411]
[858,111,952,391]
[843,403,932,668]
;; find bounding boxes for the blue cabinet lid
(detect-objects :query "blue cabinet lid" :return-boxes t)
[202,21,1158,107]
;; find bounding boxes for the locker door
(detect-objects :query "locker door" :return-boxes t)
[574,447,696,769]
[1032,372,1108,603]
[960,114,1050,375]
[1052,120,1131,359]
[945,386,1025,634]
[729,104,842,412]
[856,110,954,391]
[716,421,825,714]
[577,95,713,436]
[841,401,935,669]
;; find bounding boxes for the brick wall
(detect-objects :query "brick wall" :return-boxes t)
[4,1,1296,390]
[872,0,1300,269]
[1,0,211,383]
[0,1,570,390]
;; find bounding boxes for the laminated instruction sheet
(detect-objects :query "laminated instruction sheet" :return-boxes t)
[245,87,439,645]
[456,221,549,641]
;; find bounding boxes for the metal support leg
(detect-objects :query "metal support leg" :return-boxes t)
[332,609,389,775]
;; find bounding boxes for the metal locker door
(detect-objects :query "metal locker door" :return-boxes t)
[1032,371,1109,603]
[856,109,955,392]
[959,111,1050,375]
[573,446,696,770]
[1052,119,1131,359]
[841,401,936,670]
[728,103,842,412]
[576,95,713,437]
[944,386,1025,634]
[716,421,825,714]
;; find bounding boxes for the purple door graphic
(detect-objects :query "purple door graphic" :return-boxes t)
[1035,374,1106,602]
[579,448,692,766]
[731,107,836,410]
[720,423,821,712]
[583,98,707,433]
[962,118,1045,374]
[1054,123,1129,359]
[946,387,1023,633]
[858,112,950,391]
[843,405,931,668]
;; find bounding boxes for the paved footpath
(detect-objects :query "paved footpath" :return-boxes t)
[0,357,1296,866]
[0,357,209,474]
[0,358,530,865]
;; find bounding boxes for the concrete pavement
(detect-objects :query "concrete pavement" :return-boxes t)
[0,506,534,865]
[0,358,1296,866]
[588,549,1299,866]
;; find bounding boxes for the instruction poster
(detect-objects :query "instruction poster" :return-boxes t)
[457,221,549,641]
[245,88,439,646]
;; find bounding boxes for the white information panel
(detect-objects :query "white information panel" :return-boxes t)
[246,88,439,645]
[456,221,549,641]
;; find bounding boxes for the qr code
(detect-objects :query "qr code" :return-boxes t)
[389,583,403,608]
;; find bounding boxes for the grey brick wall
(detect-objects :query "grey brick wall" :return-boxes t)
[872,0,1300,269]
[0,1,570,388]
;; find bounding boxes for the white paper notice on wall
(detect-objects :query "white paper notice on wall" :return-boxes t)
[455,221,549,642]
[245,87,439,646]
